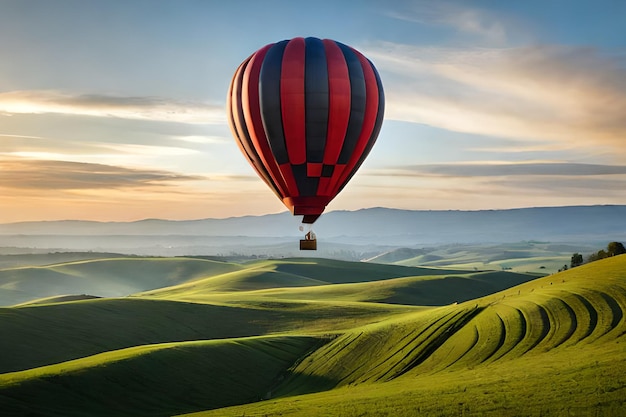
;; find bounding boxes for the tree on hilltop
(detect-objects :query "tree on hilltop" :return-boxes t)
[607,241,626,257]
[570,253,583,268]
[588,249,608,263]
[580,241,625,265]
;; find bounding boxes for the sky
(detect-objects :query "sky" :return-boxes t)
[1,0,625,223]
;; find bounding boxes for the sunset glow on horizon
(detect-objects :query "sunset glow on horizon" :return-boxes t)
[2,1,625,223]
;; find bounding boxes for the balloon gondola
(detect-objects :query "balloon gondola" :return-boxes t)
[227,37,384,249]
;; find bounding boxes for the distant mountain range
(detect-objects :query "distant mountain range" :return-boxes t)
[2,205,625,243]
[0,205,623,258]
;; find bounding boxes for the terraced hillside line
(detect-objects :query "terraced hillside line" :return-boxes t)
[575,289,620,343]
[436,325,480,372]
[483,304,526,363]
[599,291,624,336]
[368,311,464,381]
[380,306,484,381]
[354,309,466,383]
[427,307,506,370]
[530,295,577,353]
[271,307,480,394]
[545,295,578,350]
[570,292,598,342]
[521,302,551,355]
[271,330,380,397]
[288,332,364,383]
[499,300,551,358]
[471,309,506,365]
[606,284,626,337]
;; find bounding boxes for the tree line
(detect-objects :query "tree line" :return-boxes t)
[570,241,626,269]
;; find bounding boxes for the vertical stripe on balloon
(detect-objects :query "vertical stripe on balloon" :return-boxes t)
[259,40,290,165]
[228,57,280,197]
[241,44,291,199]
[280,37,307,165]
[304,37,329,165]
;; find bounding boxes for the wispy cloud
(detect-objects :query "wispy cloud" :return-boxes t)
[388,162,626,178]
[0,91,226,124]
[385,1,509,45]
[368,43,626,159]
[343,161,626,211]
[0,158,204,191]
[0,133,45,140]
[171,135,228,144]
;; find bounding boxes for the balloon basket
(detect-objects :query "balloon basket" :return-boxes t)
[299,239,317,251]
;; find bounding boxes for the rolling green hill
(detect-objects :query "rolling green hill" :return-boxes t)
[136,258,509,305]
[371,241,580,274]
[0,256,625,416]
[0,336,324,417]
[185,255,626,416]
[0,257,243,306]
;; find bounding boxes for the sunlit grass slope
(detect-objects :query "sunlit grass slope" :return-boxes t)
[0,257,242,305]
[139,257,462,295]
[138,258,533,306]
[0,295,411,374]
[181,255,626,417]
[380,242,575,274]
[1,256,624,416]
[0,336,322,417]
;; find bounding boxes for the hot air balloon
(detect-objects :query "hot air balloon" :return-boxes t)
[227,37,384,249]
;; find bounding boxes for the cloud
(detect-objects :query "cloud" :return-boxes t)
[386,1,508,44]
[171,135,228,144]
[0,158,204,191]
[0,91,226,124]
[0,133,45,140]
[389,162,626,178]
[367,43,626,159]
[347,161,626,211]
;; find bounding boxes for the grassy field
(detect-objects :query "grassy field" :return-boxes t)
[374,241,588,275]
[0,257,243,306]
[0,255,625,416]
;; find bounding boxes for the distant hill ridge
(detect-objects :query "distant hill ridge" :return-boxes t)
[1,206,625,244]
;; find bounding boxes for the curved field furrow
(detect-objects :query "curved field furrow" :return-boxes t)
[372,310,467,381]
[547,295,578,349]
[530,295,577,352]
[605,285,626,337]
[493,301,548,358]
[599,291,624,334]
[435,308,505,368]
[569,292,598,342]
[351,309,465,383]
[402,315,482,374]
[292,332,364,381]
[380,307,483,381]
[437,326,480,371]
[404,282,625,375]
[482,305,526,363]
[574,290,620,343]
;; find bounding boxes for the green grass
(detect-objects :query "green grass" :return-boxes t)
[0,336,323,417]
[0,296,411,374]
[183,340,625,417]
[388,242,580,275]
[177,255,626,416]
[0,257,242,306]
[138,258,536,306]
[1,255,625,416]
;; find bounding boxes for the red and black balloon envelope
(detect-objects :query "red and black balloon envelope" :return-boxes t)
[227,37,384,224]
